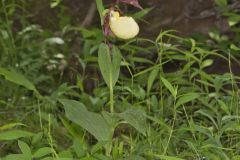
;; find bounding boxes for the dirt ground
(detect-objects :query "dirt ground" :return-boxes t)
[27,0,229,36]
[24,0,239,76]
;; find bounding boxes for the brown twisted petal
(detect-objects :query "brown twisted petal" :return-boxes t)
[103,13,111,37]
[115,0,143,9]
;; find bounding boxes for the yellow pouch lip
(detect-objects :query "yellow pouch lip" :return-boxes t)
[112,11,120,19]
[109,11,139,40]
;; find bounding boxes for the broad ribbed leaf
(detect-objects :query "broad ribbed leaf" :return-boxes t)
[98,43,112,88]
[118,108,147,136]
[18,140,32,160]
[98,43,121,88]
[111,46,122,86]
[60,99,112,142]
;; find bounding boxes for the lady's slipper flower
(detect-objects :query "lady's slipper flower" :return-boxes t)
[109,11,139,40]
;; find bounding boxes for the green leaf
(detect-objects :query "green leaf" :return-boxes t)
[51,0,61,8]
[41,157,54,160]
[59,99,113,142]
[98,43,121,88]
[230,44,240,51]
[232,155,240,160]
[217,99,230,114]
[132,7,153,20]
[73,139,86,157]
[190,38,196,52]
[18,140,32,160]
[31,132,43,145]
[196,109,218,129]
[0,130,34,141]
[129,57,154,64]
[3,154,25,160]
[98,43,112,88]
[33,147,52,158]
[111,46,122,87]
[214,0,227,8]
[201,59,213,68]
[0,68,40,95]
[227,13,240,26]
[151,154,184,160]
[96,0,105,25]
[161,76,177,100]
[147,68,159,95]
[58,149,73,159]
[59,116,84,140]
[124,155,145,160]
[118,108,147,136]
[0,123,25,131]
[175,93,200,108]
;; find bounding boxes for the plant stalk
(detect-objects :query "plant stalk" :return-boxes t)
[110,85,114,113]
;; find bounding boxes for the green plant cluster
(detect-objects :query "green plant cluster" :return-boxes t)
[0,0,240,160]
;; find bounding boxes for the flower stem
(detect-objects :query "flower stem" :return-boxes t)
[110,85,114,113]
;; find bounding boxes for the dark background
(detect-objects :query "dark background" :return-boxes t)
[26,0,230,36]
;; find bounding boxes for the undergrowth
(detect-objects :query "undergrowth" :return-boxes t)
[0,0,240,160]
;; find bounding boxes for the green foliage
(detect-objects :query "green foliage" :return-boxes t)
[0,0,240,159]
[96,0,105,24]
[98,43,122,88]
[0,68,40,96]
[60,99,114,142]
[214,0,228,8]
[33,147,52,159]
[18,140,32,160]
[160,76,177,100]
[0,130,34,141]
[150,154,185,160]
[118,108,147,136]
[51,0,62,8]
